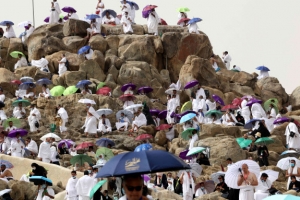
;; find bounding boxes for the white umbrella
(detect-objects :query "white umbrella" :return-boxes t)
[276,157,300,170]
[18,21,32,27]
[116,110,134,122]
[189,163,202,177]
[78,99,96,105]
[260,170,279,184]
[124,104,143,110]
[225,160,260,189]
[165,88,181,95]
[211,171,226,183]
[96,109,113,116]
[40,133,61,141]
[20,76,34,83]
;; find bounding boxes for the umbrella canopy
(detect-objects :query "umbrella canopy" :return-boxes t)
[62,6,77,13]
[143,5,157,12]
[119,94,136,102]
[0,21,14,26]
[96,150,191,178]
[8,129,28,138]
[246,99,263,106]
[76,80,92,89]
[90,180,107,199]
[187,147,206,157]
[212,95,225,106]
[70,154,93,166]
[75,141,94,150]
[121,83,136,92]
[149,109,160,116]
[96,147,114,160]
[125,104,143,111]
[96,138,115,147]
[179,113,196,123]
[179,149,195,160]
[40,133,61,141]
[232,98,243,107]
[244,119,261,129]
[277,157,300,170]
[135,134,153,141]
[260,170,279,184]
[195,180,215,193]
[279,150,300,159]
[58,139,75,148]
[254,137,274,145]
[158,110,167,119]
[96,109,113,116]
[225,160,260,189]
[134,143,152,152]
[12,99,31,107]
[3,118,20,129]
[263,195,300,200]
[101,9,117,18]
[19,82,36,90]
[10,51,24,58]
[78,45,91,55]
[256,66,270,71]
[177,18,190,25]
[50,86,65,96]
[211,171,226,183]
[156,124,172,131]
[181,128,197,140]
[236,138,252,148]
[205,110,223,119]
[20,77,34,83]
[0,160,13,169]
[137,87,153,94]
[11,80,22,85]
[96,82,106,90]
[96,87,111,95]
[177,7,190,12]
[116,110,134,122]
[221,104,239,111]
[187,18,202,25]
[86,14,101,20]
[36,78,52,85]
[63,86,78,96]
[29,176,53,186]
[189,163,202,177]
[18,21,32,27]
[78,99,96,104]
[127,1,139,10]
[184,80,199,89]
[274,117,290,124]
[181,101,192,113]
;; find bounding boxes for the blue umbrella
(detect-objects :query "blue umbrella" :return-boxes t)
[36,78,52,85]
[127,1,139,10]
[187,18,202,25]
[101,9,117,18]
[96,138,115,147]
[86,14,101,20]
[134,143,152,152]
[0,21,14,26]
[19,82,36,90]
[244,119,261,129]
[78,45,91,55]
[29,176,53,186]
[95,150,191,178]
[0,160,13,168]
[76,80,92,89]
[256,66,270,71]
[179,113,197,123]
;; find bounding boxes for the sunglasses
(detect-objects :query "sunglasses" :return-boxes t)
[126,185,142,192]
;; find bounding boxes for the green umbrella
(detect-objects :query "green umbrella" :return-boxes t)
[177,7,190,12]
[264,98,279,113]
[50,86,65,97]
[96,147,114,161]
[236,138,252,148]
[96,82,106,90]
[3,118,21,129]
[205,110,223,119]
[10,51,24,58]
[70,154,93,166]
[90,180,107,199]
[255,137,274,145]
[181,128,198,141]
[187,147,206,157]
[63,86,78,96]
[181,101,192,113]
[12,99,31,107]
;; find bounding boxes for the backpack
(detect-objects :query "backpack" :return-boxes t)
[65,60,70,70]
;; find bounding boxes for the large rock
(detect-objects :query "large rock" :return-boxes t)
[63,19,90,37]
[79,60,106,81]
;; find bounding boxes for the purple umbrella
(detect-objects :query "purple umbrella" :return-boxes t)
[179,150,196,160]
[180,110,197,117]
[150,109,160,116]
[58,139,75,148]
[44,17,50,23]
[121,83,136,92]
[158,110,167,119]
[8,129,28,138]
[137,87,153,94]
[274,117,290,125]
[142,10,151,18]
[212,94,225,106]
[62,6,77,13]
[246,98,263,106]
[184,80,199,89]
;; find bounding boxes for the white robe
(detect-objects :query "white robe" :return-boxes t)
[37,141,51,163]
[58,107,68,132]
[66,177,78,200]
[4,26,16,38]
[195,188,208,197]
[132,113,147,128]
[254,179,271,200]
[13,107,26,119]
[196,88,206,100]
[165,127,175,141]
[116,117,130,131]
[251,103,267,119]
[83,107,100,134]
[32,58,50,72]
[121,15,133,33]
[14,57,27,70]
[147,11,160,35]
[85,49,94,60]
[58,57,67,76]
[22,27,35,43]
[28,107,41,132]
[49,2,61,24]
[97,118,112,133]
[181,171,195,200]
[36,187,55,200]
[102,15,115,24]
[223,54,232,70]
[9,139,25,157]
[189,23,199,34]
[76,175,95,199]
[69,13,79,19]
[257,71,269,80]
[285,122,300,149]
[26,139,38,154]
[39,88,51,98]
[189,134,198,150]
[205,99,216,111]
[241,99,251,123]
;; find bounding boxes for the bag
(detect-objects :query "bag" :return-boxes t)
[95,10,100,15]
[288,126,296,138]
[221,192,229,199]
[35,121,39,128]
[65,60,70,70]
[174,179,182,194]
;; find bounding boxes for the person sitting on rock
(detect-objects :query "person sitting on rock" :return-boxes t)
[0,165,13,182]
[85,48,94,60]
[38,84,51,98]
[13,102,26,119]
[130,108,147,132]
[81,85,92,94]
[121,11,133,34]
[102,11,116,25]
[14,54,28,71]
[97,114,112,135]
[116,112,130,131]
[58,54,67,76]
[86,19,101,39]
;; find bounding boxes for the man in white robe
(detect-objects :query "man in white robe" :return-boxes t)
[49,0,61,24]
[31,56,50,72]
[241,98,251,123]
[179,170,195,200]
[66,171,79,200]
[254,173,272,200]
[116,112,130,131]
[76,170,95,200]
[8,137,25,157]
[147,9,160,35]
[222,51,231,70]
[37,137,51,163]
[237,164,258,200]
[28,104,41,132]
[82,104,100,137]
[251,103,267,119]
[13,102,26,119]
[121,11,133,34]
[196,84,206,100]
[285,118,300,150]
[3,24,16,38]
[58,54,67,76]
[57,105,68,133]
[21,24,35,44]
[14,55,27,70]
[188,23,199,34]
[97,114,112,134]
[130,109,147,132]
[25,137,38,157]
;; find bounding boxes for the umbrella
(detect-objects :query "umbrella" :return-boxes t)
[96,109,113,116]
[96,82,106,90]
[0,160,13,169]
[96,147,114,160]
[279,150,300,159]
[177,7,190,12]
[134,143,152,152]
[76,80,92,89]
[211,171,226,183]
[236,138,252,148]
[221,104,239,111]
[264,98,279,113]
[90,180,107,199]
[101,9,117,18]
[62,6,77,13]
[260,170,279,184]
[274,117,290,124]
[75,141,94,150]
[19,82,36,90]
[187,18,202,25]
[187,147,206,157]
[96,87,111,95]
[44,17,50,23]
[195,180,215,193]
[232,98,243,107]
[277,157,300,170]
[95,150,191,178]
[184,80,199,89]
[86,14,101,20]
[157,124,172,131]
[143,5,157,12]
[78,99,96,104]
[0,21,14,26]
[63,86,78,96]
[8,129,28,138]
[181,101,192,113]
[119,94,136,102]
[36,78,52,85]
[225,160,260,189]
[3,118,20,129]
[70,154,93,166]
[12,99,31,107]
[179,150,195,160]
[254,137,274,145]
[11,80,22,85]
[10,51,24,58]
[205,110,223,119]
[212,95,225,106]
[96,138,115,147]
[121,83,136,92]
[177,18,190,25]
[116,110,134,121]
[150,109,160,116]
[135,134,153,141]
[137,87,153,94]
[263,195,300,200]
[179,113,196,123]
[241,95,253,100]
[50,86,65,97]
[246,99,263,106]
[158,110,167,119]
[256,66,270,71]
[20,77,34,83]
[141,174,150,182]
[78,45,91,55]
[181,128,197,140]
[125,104,143,111]
[40,133,61,141]
[29,176,53,186]
[18,21,32,27]
[189,163,202,177]
[244,119,261,129]
[58,139,75,148]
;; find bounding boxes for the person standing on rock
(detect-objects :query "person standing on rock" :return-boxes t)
[49,0,62,24]
[76,170,96,200]
[82,103,100,137]
[237,164,258,200]
[58,54,67,76]
[222,51,231,70]
[66,171,79,200]
[27,104,41,133]
[147,8,160,35]
[241,97,251,123]
[57,104,69,133]
[37,137,51,163]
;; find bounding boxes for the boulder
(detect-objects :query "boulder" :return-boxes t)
[63,19,90,37]
[79,60,106,81]
[62,36,88,53]
[89,35,108,54]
